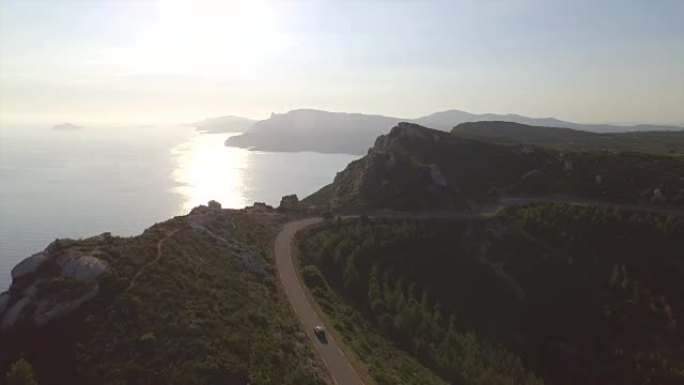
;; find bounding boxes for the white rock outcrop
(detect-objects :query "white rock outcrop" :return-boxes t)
[58,253,108,281]
[0,247,109,331]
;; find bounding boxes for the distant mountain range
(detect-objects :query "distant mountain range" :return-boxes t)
[224,109,401,155]
[191,115,256,133]
[416,110,684,133]
[451,121,684,155]
[218,109,683,155]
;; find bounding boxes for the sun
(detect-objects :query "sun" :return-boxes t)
[129,0,288,78]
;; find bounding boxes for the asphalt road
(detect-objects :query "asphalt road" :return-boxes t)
[274,198,682,385]
[274,218,365,385]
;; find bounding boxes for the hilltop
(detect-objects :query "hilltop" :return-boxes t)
[306,122,684,211]
[0,204,328,385]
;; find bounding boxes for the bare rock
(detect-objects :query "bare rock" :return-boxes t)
[11,252,47,280]
[57,253,108,281]
[518,146,535,155]
[244,202,274,213]
[279,194,301,212]
[1,284,39,330]
[1,245,109,330]
[394,122,428,140]
[33,285,99,326]
[563,160,573,172]
[522,169,542,181]
[652,188,665,203]
[429,164,448,188]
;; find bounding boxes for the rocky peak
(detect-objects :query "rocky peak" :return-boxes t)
[390,122,432,139]
[372,122,437,153]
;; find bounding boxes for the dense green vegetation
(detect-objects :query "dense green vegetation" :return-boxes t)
[1,209,326,385]
[297,205,684,384]
[306,123,684,211]
[302,264,447,385]
[452,121,684,156]
[297,218,541,385]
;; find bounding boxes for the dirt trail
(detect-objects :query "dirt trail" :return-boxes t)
[124,229,180,293]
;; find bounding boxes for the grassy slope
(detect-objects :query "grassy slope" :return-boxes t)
[451,121,684,156]
[296,206,684,385]
[0,210,327,385]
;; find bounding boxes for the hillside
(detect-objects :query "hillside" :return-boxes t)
[305,123,684,211]
[225,109,402,155]
[296,205,684,385]
[222,109,683,155]
[0,204,328,385]
[451,121,684,155]
[418,110,684,133]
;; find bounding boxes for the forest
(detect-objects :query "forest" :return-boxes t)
[297,204,684,385]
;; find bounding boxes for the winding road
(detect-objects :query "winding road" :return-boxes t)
[275,218,366,385]
[274,198,683,385]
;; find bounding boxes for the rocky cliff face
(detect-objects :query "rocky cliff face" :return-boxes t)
[305,122,684,211]
[0,236,110,331]
[305,123,470,210]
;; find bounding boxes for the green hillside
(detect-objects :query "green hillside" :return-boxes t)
[306,123,684,211]
[296,205,684,385]
[451,121,684,155]
[0,207,327,385]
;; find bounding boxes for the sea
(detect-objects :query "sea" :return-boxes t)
[0,125,358,290]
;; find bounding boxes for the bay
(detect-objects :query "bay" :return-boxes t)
[0,125,357,289]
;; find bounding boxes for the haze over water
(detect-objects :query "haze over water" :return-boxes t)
[0,126,357,289]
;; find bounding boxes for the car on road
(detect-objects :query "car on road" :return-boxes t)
[313,325,326,342]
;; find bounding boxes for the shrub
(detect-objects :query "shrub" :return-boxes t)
[5,359,37,385]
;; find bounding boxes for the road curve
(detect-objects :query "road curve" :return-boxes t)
[275,218,365,385]
[274,199,682,384]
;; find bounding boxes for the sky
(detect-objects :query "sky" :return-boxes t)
[0,0,682,126]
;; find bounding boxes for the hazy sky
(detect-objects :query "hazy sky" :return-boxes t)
[1,0,682,125]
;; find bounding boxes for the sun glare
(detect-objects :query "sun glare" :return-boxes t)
[126,0,287,77]
[172,133,249,213]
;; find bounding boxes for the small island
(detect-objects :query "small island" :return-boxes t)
[51,122,84,131]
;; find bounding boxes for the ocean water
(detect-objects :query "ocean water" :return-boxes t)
[0,125,357,289]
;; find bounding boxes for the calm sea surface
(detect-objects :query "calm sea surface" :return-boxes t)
[0,125,357,289]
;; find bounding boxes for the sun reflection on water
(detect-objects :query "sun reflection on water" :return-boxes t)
[172,133,248,213]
